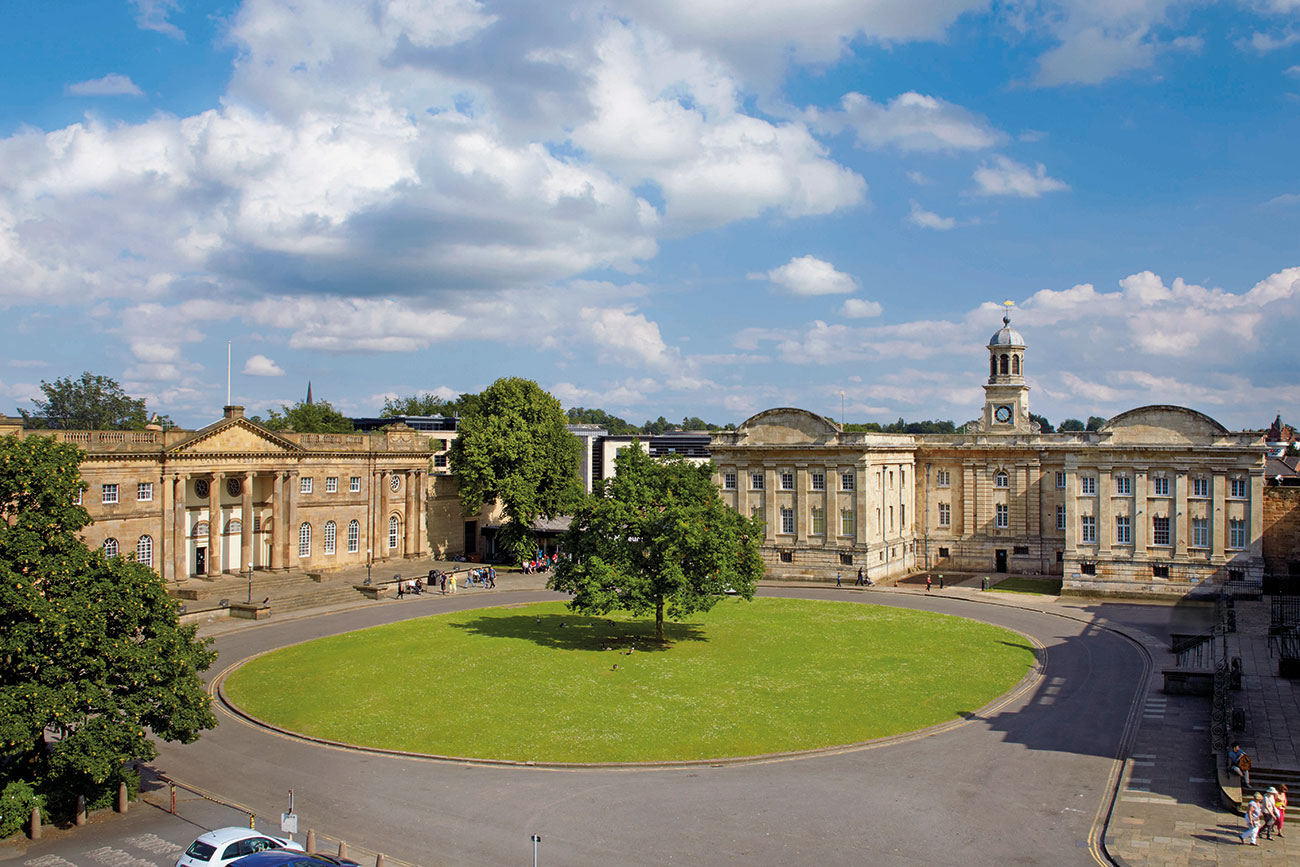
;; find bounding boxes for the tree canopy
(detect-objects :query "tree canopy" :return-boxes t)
[1058,418,1085,432]
[0,435,216,816]
[20,373,153,430]
[1029,413,1054,433]
[380,392,480,418]
[549,446,764,642]
[255,399,354,433]
[566,407,640,435]
[842,418,957,434]
[449,378,582,563]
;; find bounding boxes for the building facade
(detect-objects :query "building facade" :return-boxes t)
[1,406,493,580]
[711,314,1267,596]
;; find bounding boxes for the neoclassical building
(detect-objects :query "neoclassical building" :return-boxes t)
[710,314,1266,595]
[0,406,492,581]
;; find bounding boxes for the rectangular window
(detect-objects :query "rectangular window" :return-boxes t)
[1230,478,1247,498]
[1055,471,1066,489]
[936,469,950,487]
[1056,505,1066,531]
[1115,475,1131,495]
[938,547,950,558]
[1081,562,1096,575]
[938,503,951,527]
[1192,477,1209,497]
[901,469,906,487]
[996,503,1009,528]
[1192,517,1209,548]
[1013,545,1029,555]
[840,472,854,491]
[839,553,853,566]
[1229,519,1246,549]
[840,509,854,536]
[434,454,448,467]
[751,472,765,490]
[1115,515,1131,544]
[779,550,794,563]
[325,476,338,493]
[1081,515,1096,543]
[889,506,894,532]
[1080,476,1096,495]
[780,507,795,534]
[350,476,361,492]
[900,505,905,527]
[137,482,153,501]
[1152,564,1170,579]
[810,507,826,535]
[300,477,313,494]
[1152,516,1170,546]
[102,483,118,505]
[810,472,825,491]
[347,520,359,553]
[780,471,794,490]
[1154,476,1169,496]
[723,472,737,490]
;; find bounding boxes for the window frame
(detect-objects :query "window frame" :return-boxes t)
[1081,515,1096,543]
[300,477,313,495]
[137,482,153,502]
[1115,515,1131,544]
[388,515,400,550]
[840,509,854,536]
[347,519,360,553]
[937,503,951,527]
[840,472,855,491]
[1056,504,1066,531]
[103,537,119,558]
[1055,471,1066,489]
[102,483,119,505]
[1191,516,1209,548]
[1229,518,1246,549]
[723,471,737,490]
[779,506,795,535]
[1115,475,1131,495]
[810,471,825,491]
[323,520,337,555]
[780,471,794,491]
[750,472,765,491]
[994,470,1009,489]
[1080,475,1096,495]
[299,523,311,557]
[1191,477,1209,498]
[350,476,362,492]
[936,469,950,487]
[325,476,338,493]
[1153,476,1170,497]
[1230,478,1247,498]
[995,503,1009,528]
[810,506,826,536]
[1152,516,1171,546]
[136,534,153,567]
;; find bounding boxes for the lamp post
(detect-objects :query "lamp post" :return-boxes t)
[245,564,254,604]
[366,549,372,584]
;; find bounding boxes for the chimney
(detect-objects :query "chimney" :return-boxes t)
[224,405,245,420]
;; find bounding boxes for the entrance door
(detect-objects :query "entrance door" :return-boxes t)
[464,521,477,555]
[195,546,206,576]
[995,549,1008,573]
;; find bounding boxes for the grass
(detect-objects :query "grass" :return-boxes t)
[991,576,1063,596]
[223,598,1035,763]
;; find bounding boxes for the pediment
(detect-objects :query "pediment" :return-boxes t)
[168,419,303,455]
[1100,405,1229,445]
[736,407,841,445]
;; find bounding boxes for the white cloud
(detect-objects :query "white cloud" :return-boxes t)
[579,306,675,368]
[841,298,884,318]
[972,156,1069,198]
[759,255,859,296]
[1244,30,1300,52]
[1265,192,1300,205]
[243,354,285,376]
[809,91,1004,152]
[905,170,933,185]
[907,201,966,230]
[1035,26,1156,86]
[66,74,144,97]
[1287,66,1300,77]
[131,0,184,39]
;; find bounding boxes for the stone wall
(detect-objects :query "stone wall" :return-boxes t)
[1263,487,1300,577]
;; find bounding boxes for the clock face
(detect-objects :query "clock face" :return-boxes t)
[390,474,401,492]
[995,405,1013,424]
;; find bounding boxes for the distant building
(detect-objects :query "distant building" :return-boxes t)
[566,425,711,493]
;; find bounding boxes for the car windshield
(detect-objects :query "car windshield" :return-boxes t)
[184,841,217,860]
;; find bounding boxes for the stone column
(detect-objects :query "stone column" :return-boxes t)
[1174,470,1189,559]
[1064,468,1078,557]
[404,469,416,557]
[1026,459,1041,537]
[413,470,425,557]
[207,473,222,578]
[1097,466,1112,557]
[287,470,299,567]
[962,462,976,537]
[378,469,390,560]
[1133,472,1148,558]
[795,465,809,545]
[1211,472,1227,564]
[172,474,188,580]
[763,466,776,544]
[1248,474,1264,560]
[270,472,284,571]
[241,471,254,571]
[854,463,868,547]
[158,470,171,581]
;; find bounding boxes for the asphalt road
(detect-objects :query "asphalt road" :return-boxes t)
[18,588,1150,867]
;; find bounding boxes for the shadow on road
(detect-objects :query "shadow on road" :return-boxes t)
[448,611,707,652]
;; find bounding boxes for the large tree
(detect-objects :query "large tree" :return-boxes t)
[448,378,582,563]
[549,446,764,642]
[380,392,480,418]
[20,373,149,430]
[256,399,354,433]
[0,435,216,815]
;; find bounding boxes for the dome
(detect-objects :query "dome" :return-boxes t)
[988,313,1024,347]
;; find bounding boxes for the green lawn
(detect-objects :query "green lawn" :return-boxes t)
[991,576,1063,596]
[223,598,1035,763]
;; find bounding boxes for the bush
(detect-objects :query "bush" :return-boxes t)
[0,780,44,839]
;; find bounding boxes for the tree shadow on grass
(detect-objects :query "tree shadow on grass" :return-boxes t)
[449,612,707,652]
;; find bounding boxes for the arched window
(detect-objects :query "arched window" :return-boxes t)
[324,520,337,555]
[136,535,153,567]
[995,470,1009,488]
[347,520,360,553]
[999,354,1009,375]
[226,519,242,535]
[299,522,311,558]
[103,538,119,558]
[1011,354,1020,375]
[990,356,996,378]
[193,521,209,538]
[388,515,400,550]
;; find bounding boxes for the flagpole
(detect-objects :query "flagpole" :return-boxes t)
[226,341,231,406]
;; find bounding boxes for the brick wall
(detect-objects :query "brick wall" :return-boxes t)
[1263,487,1300,576]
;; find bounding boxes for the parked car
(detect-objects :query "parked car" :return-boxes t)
[176,827,304,867]
[229,851,361,866]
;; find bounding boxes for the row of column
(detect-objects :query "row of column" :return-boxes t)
[370,469,425,564]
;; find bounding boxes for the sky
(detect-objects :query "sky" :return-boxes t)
[1,0,1298,432]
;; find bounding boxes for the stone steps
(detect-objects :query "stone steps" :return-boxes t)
[271,585,376,614]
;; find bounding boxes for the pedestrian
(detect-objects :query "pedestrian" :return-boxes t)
[1263,787,1279,840]
[440,573,447,595]
[835,571,842,587]
[1242,793,1264,845]
[1276,784,1288,837]
[449,575,457,594]
[855,567,864,586]
[1229,742,1251,790]
[926,574,932,593]
[488,566,496,588]
[939,574,944,589]
[396,576,404,599]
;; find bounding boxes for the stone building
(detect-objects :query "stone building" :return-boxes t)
[710,313,1267,596]
[0,406,494,581]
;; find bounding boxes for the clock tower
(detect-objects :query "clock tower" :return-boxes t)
[980,302,1034,433]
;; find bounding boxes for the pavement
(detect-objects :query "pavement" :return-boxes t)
[6,568,1298,866]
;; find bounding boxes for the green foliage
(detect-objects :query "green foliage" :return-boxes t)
[1029,413,1054,433]
[842,418,957,434]
[1058,418,1085,432]
[550,447,764,641]
[565,407,640,435]
[1086,415,1108,431]
[640,415,674,435]
[256,400,354,433]
[20,373,149,431]
[0,435,216,816]
[1288,441,1300,457]
[380,392,479,418]
[448,378,582,563]
[0,780,43,838]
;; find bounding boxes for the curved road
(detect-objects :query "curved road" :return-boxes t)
[154,588,1147,866]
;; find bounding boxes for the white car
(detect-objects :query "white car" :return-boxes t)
[176,827,304,867]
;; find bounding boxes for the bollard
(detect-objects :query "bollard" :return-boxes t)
[376,854,386,867]
[117,781,129,813]
[306,829,317,853]
[169,782,176,814]
[338,841,349,859]
[75,794,87,826]
[30,806,41,840]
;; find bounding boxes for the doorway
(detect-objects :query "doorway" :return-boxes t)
[195,546,206,576]
[995,549,1008,573]
[464,521,477,555]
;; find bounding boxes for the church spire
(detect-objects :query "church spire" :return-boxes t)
[306,381,313,406]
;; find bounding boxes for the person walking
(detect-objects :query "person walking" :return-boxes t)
[1276,784,1288,837]
[855,567,864,586]
[488,566,496,589]
[396,577,405,599]
[449,574,457,594]
[835,571,842,587]
[1229,743,1252,790]
[1242,793,1264,845]
[1263,787,1279,840]
[926,574,932,593]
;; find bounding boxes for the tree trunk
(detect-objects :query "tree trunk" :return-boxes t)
[655,597,664,642]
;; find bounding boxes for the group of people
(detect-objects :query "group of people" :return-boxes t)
[1230,743,1288,845]
[521,552,558,574]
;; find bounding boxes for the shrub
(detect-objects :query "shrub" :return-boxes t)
[0,780,44,839]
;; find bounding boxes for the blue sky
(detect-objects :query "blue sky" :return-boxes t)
[1,0,1297,431]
